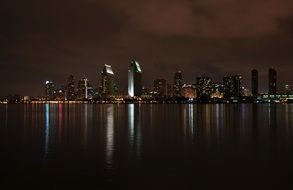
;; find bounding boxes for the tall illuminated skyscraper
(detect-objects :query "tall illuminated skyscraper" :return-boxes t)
[101,64,116,97]
[128,59,142,97]
[251,69,258,97]
[173,70,183,97]
[45,81,55,100]
[269,68,277,95]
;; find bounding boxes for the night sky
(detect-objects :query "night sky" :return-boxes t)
[1,0,293,96]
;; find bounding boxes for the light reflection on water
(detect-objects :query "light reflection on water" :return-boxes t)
[1,103,293,189]
[105,105,114,170]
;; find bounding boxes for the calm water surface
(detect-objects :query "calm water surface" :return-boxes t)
[0,104,293,189]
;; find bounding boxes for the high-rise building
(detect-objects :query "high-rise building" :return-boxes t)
[77,77,89,100]
[101,64,116,98]
[223,75,242,100]
[173,70,183,97]
[128,59,142,97]
[196,76,212,100]
[153,79,167,96]
[269,68,277,95]
[67,75,75,100]
[251,69,258,97]
[45,81,55,100]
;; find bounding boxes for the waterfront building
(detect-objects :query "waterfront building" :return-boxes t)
[77,77,89,100]
[153,79,167,96]
[223,75,242,100]
[182,84,196,99]
[173,70,183,97]
[196,76,212,100]
[67,75,76,100]
[211,83,224,99]
[101,64,117,98]
[128,59,142,97]
[251,69,258,97]
[45,81,55,100]
[269,68,277,95]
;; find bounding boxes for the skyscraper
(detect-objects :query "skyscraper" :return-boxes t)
[269,68,277,95]
[45,81,55,100]
[128,59,142,97]
[223,75,242,100]
[67,75,75,100]
[153,79,167,96]
[251,69,258,97]
[101,64,116,98]
[173,70,183,97]
[196,76,212,100]
[77,77,89,100]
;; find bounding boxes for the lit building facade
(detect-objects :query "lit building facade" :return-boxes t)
[211,83,224,99]
[196,76,212,100]
[269,68,277,95]
[173,70,183,97]
[77,77,89,100]
[251,69,258,97]
[182,84,196,99]
[45,81,55,100]
[223,75,242,100]
[101,64,116,98]
[128,59,142,97]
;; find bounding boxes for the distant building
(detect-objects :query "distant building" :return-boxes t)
[67,75,76,100]
[182,84,196,99]
[154,79,167,96]
[223,75,242,100]
[284,84,293,94]
[211,83,224,99]
[251,69,258,97]
[128,59,142,97]
[101,64,117,98]
[45,81,55,100]
[173,70,183,97]
[269,68,277,95]
[77,77,89,100]
[196,76,212,100]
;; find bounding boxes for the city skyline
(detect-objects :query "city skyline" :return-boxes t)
[1,0,293,96]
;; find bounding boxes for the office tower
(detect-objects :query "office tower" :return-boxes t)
[196,76,212,100]
[153,79,167,96]
[45,81,55,100]
[173,70,183,97]
[251,69,258,97]
[128,59,142,97]
[223,75,242,100]
[67,75,75,100]
[101,64,116,98]
[77,77,89,100]
[269,68,277,95]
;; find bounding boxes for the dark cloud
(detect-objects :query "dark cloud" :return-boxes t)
[1,0,293,96]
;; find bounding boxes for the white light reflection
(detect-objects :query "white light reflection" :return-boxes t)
[128,104,134,146]
[188,104,194,141]
[105,105,114,169]
[44,104,50,158]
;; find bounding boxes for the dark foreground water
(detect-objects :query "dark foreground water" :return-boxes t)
[0,104,293,189]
